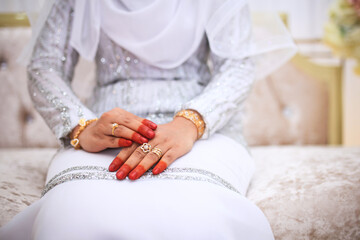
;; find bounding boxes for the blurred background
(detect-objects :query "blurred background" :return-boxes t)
[1,1,360,238]
[0,0,359,147]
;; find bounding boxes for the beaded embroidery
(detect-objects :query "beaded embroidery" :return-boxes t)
[42,165,240,196]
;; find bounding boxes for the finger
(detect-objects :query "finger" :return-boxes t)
[128,145,166,180]
[152,149,179,175]
[104,136,133,148]
[111,125,148,144]
[109,143,139,172]
[112,113,155,139]
[136,124,155,139]
[102,110,156,139]
[113,121,154,139]
[116,144,149,180]
[142,119,157,130]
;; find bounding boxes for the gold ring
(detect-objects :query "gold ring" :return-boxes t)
[112,123,119,136]
[140,143,152,153]
[151,147,163,159]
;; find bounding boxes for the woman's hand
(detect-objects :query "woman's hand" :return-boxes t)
[108,116,198,180]
[71,108,157,153]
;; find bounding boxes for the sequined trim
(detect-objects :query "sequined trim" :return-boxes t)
[42,165,240,196]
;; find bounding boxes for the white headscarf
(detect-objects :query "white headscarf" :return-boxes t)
[22,0,297,79]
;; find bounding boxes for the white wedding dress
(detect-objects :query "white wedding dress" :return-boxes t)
[0,0,275,239]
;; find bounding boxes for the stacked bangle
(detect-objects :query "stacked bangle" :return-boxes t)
[175,109,205,139]
[70,118,98,149]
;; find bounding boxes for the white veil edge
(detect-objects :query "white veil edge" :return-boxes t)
[206,0,297,80]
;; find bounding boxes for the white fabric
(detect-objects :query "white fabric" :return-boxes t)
[71,0,218,68]
[0,134,274,239]
[21,0,296,79]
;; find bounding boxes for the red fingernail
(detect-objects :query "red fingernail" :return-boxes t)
[118,139,132,147]
[149,122,157,130]
[128,171,139,180]
[147,130,155,139]
[116,170,127,180]
[129,165,146,180]
[142,119,157,130]
[152,161,167,175]
[109,163,117,172]
[116,164,131,180]
[140,137,148,144]
[109,157,123,172]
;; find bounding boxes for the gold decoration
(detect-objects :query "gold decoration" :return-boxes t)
[175,109,205,139]
[70,118,98,149]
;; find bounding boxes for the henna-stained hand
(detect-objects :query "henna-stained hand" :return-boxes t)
[108,117,198,179]
[71,108,157,153]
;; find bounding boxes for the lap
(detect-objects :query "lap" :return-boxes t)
[0,134,274,240]
[46,133,255,195]
[34,180,273,240]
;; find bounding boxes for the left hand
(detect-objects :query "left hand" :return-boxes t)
[108,117,198,180]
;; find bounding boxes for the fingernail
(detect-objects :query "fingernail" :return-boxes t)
[116,170,127,180]
[147,130,155,139]
[143,119,157,130]
[116,164,131,180]
[152,167,161,175]
[129,165,146,180]
[140,137,148,144]
[118,139,132,147]
[109,157,123,172]
[149,122,157,130]
[152,161,167,175]
[109,163,117,172]
[128,170,140,180]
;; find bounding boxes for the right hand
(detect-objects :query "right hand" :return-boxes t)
[72,108,157,153]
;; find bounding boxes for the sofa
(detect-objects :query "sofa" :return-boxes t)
[1,27,359,240]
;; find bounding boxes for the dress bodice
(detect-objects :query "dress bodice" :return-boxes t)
[89,32,212,123]
[27,0,254,147]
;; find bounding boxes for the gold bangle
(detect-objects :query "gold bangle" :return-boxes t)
[70,118,98,149]
[175,109,205,139]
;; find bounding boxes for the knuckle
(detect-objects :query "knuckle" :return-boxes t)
[122,117,131,125]
[163,153,173,161]
[109,138,116,145]
[101,112,111,119]
[133,149,145,158]
[172,143,181,149]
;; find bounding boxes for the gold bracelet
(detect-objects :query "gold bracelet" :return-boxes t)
[70,118,98,149]
[175,109,205,139]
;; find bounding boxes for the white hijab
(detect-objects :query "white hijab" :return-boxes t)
[23,0,297,79]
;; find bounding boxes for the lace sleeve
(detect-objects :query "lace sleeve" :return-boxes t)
[27,0,97,146]
[181,54,255,139]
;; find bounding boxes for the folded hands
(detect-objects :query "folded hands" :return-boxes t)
[74,108,198,180]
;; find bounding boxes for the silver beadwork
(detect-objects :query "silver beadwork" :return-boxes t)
[42,165,241,196]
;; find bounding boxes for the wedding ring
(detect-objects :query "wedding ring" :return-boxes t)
[140,143,152,153]
[151,147,163,159]
[111,123,119,136]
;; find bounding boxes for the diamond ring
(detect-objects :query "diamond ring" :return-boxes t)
[111,123,119,136]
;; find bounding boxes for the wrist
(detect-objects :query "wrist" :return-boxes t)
[173,117,198,142]
[174,109,205,140]
[70,125,81,139]
[70,118,98,149]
